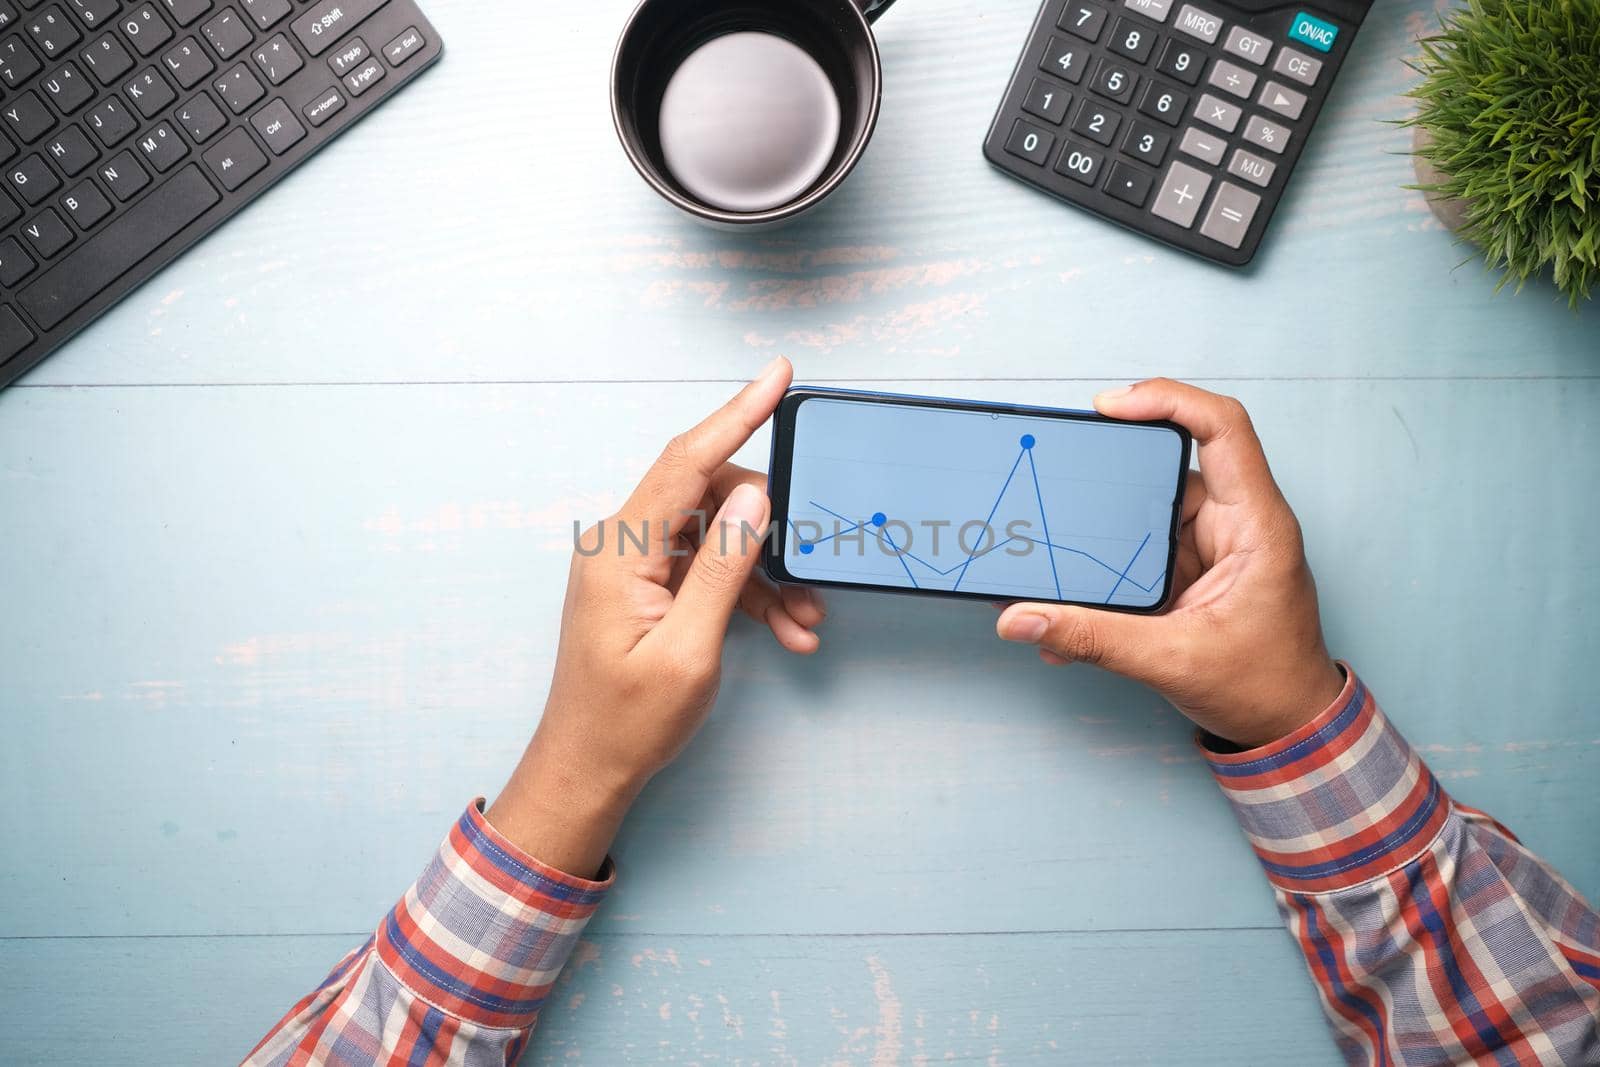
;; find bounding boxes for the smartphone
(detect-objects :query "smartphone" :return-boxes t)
[764,387,1192,612]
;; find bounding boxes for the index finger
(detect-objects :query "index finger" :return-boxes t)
[1091,378,1279,506]
[620,357,792,537]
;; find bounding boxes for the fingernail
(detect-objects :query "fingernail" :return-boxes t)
[719,482,767,530]
[756,356,786,382]
[807,588,827,616]
[1002,613,1049,643]
[1094,384,1133,402]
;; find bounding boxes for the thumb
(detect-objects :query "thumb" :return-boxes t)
[996,602,1164,682]
[663,483,770,649]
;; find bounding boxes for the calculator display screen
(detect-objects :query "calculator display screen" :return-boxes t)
[767,391,1188,609]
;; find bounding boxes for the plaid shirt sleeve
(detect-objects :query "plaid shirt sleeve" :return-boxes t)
[241,799,613,1067]
[1204,665,1600,1065]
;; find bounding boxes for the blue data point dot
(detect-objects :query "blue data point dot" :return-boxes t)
[798,543,815,554]
[871,512,887,527]
[1020,434,1036,449]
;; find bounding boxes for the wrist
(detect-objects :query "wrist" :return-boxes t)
[486,731,643,880]
[1231,657,1347,749]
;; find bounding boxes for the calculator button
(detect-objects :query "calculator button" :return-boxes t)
[1039,37,1088,84]
[1178,126,1225,165]
[1242,112,1290,154]
[1222,25,1272,66]
[1136,81,1187,126]
[1107,17,1156,63]
[1272,46,1322,86]
[1004,118,1055,165]
[1022,78,1071,124]
[1121,120,1170,165]
[1198,180,1260,247]
[1149,159,1211,228]
[1089,57,1137,104]
[1287,10,1338,53]
[1054,139,1105,185]
[1121,0,1173,23]
[1226,146,1275,186]
[1258,80,1306,120]
[1104,159,1153,207]
[1171,3,1221,43]
[1071,98,1121,145]
[1194,92,1241,133]
[1058,1,1108,42]
[1155,39,1203,85]
[1207,58,1256,99]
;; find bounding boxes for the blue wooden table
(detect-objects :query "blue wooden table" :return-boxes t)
[2,1,1596,1063]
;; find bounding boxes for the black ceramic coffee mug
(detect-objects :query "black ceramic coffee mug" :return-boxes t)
[612,0,897,228]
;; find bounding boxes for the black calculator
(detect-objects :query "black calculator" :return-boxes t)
[983,0,1373,266]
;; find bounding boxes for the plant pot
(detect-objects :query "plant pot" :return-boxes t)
[1411,124,1473,237]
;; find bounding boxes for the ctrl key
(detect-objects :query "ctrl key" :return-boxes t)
[202,127,268,191]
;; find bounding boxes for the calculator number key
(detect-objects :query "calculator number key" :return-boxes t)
[1107,17,1155,64]
[1004,118,1055,166]
[1089,57,1136,104]
[1053,139,1105,186]
[1156,39,1203,85]
[1121,120,1170,165]
[1070,98,1121,146]
[1022,77,1071,125]
[1058,1,1108,42]
[1104,159,1153,207]
[1039,37,1087,84]
[1136,82,1186,126]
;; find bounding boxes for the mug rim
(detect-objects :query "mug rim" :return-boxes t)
[610,0,884,226]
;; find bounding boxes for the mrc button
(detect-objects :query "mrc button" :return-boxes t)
[1287,11,1338,52]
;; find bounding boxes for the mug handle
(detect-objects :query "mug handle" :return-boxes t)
[855,0,897,23]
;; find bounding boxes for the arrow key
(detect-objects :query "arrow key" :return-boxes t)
[1258,79,1306,120]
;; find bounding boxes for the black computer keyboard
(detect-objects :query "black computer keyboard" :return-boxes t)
[0,0,441,388]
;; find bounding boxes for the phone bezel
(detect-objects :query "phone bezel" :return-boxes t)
[762,386,1193,613]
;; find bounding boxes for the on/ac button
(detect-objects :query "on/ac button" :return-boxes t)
[1287,11,1338,52]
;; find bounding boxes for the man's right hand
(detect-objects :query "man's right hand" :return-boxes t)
[996,379,1345,749]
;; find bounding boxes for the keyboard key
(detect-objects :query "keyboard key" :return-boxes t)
[249,97,303,153]
[1104,159,1152,206]
[7,153,59,203]
[0,305,35,363]
[23,207,74,257]
[340,56,383,97]
[326,36,367,76]
[124,66,177,117]
[1272,45,1322,86]
[98,148,148,199]
[87,96,136,146]
[28,5,82,59]
[1287,10,1338,53]
[201,125,265,188]
[1178,125,1224,165]
[0,235,36,286]
[42,61,94,113]
[43,124,96,174]
[1107,17,1155,63]
[67,0,119,30]
[1207,58,1256,99]
[0,185,17,223]
[0,132,14,168]
[1258,80,1306,120]
[1227,146,1275,187]
[136,119,186,170]
[1058,1,1107,42]
[4,90,56,142]
[1155,39,1203,85]
[160,0,212,27]
[1149,159,1210,228]
[1121,0,1172,23]
[300,85,344,127]
[1021,77,1070,124]
[1003,118,1054,166]
[1070,98,1120,145]
[1198,179,1260,247]
[1053,139,1104,185]
[200,7,250,59]
[1089,57,1135,104]
[0,4,14,32]
[121,4,174,57]
[81,32,134,84]
[251,33,301,84]
[1039,36,1086,84]
[240,0,289,31]
[60,176,110,227]
[176,90,225,141]
[1121,119,1169,165]
[1194,92,1240,133]
[292,0,387,57]
[162,36,214,88]
[1136,81,1186,126]
[1242,112,1289,154]
[1222,25,1271,66]
[0,34,43,87]
[383,25,423,66]
[18,164,220,329]
[213,61,263,111]
[1171,3,1221,43]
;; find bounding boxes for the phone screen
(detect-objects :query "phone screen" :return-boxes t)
[766,390,1190,610]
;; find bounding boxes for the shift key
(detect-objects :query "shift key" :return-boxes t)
[292,0,389,57]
